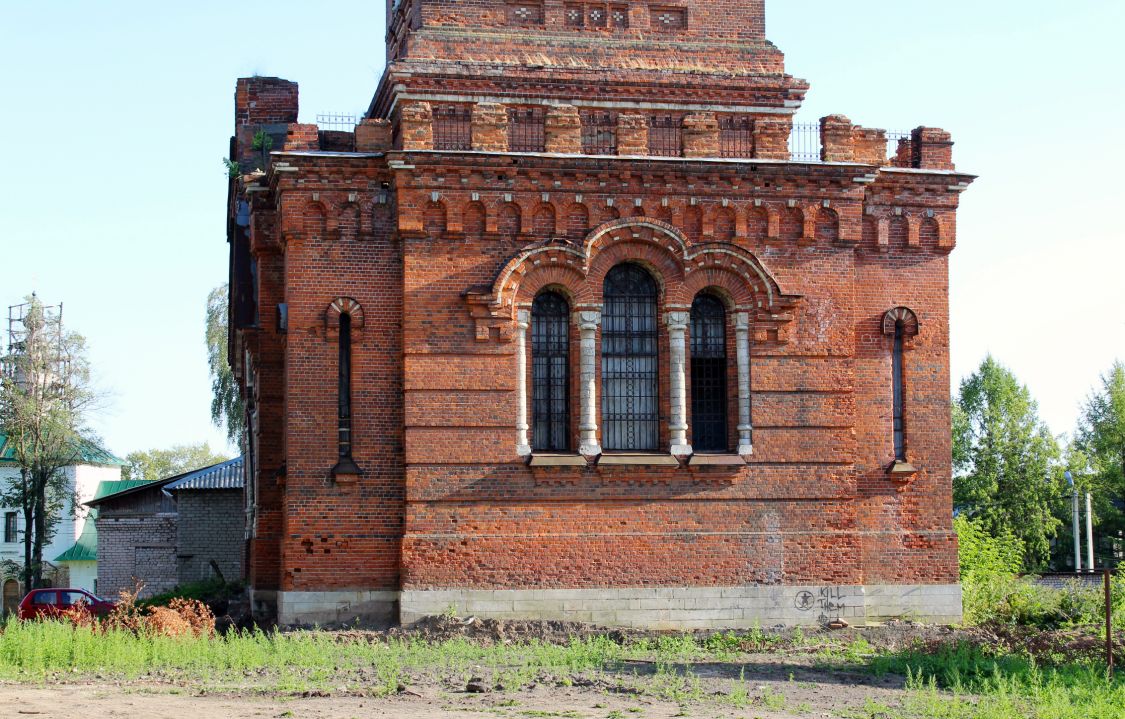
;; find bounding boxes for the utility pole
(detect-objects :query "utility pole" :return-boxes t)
[1087,492,1096,572]
[1067,471,1081,571]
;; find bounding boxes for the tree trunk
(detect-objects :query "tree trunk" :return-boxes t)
[31,475,47,589]
[20,469,33,591]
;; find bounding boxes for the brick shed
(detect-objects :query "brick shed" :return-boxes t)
[226,0,975,628]
[90,459,245,599]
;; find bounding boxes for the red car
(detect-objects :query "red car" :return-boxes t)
[18,588,115,620]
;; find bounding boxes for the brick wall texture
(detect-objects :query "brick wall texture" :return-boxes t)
[97,515,178,599]
[177,491,245,585]
[227,0,975,621]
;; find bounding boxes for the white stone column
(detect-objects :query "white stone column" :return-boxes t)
[735,313,754,456]
[577,310,602,458]
[515,309,532,457]
[667,311,692,456]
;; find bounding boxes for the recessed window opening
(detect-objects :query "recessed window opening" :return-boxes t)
[602,264,659,451]
[892,319,906,461]
[532,292,571,451]
[690,294,728,452]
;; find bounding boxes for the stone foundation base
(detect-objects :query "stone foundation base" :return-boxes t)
[400,585,962,629]
[277,590,398,627]
[272,585,961,628]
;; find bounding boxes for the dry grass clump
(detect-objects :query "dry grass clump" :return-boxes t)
[103,585,214,638]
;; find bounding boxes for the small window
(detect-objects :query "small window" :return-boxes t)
[648,115,683,157]
[892,320,906,461]
[3,512,15,543]
[508,107,546,153]
[581,111,618,155]
[32,591,57,606]
[719,116,754,158]
[532,292,571,451]
[432,105,473,151]
[690,294,728,452]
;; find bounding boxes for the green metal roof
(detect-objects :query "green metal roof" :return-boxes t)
[0,432,126,467]
[90,480,156,502]
[54,512,98,563]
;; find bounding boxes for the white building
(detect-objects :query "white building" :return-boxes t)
[0,432,123,612]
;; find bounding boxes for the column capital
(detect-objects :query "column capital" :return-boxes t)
[735,312,752,330]
[516,309,531,329]
[576,310,602,330]
[665,311,691,331]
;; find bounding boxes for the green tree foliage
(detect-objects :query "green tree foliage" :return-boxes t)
[953,356,1062,570]
[122,442,230,482]
[1072,361,1125,561]
[0,296,98,588]
[206,286,245,445]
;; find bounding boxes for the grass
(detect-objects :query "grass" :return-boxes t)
[3,618,1124,718]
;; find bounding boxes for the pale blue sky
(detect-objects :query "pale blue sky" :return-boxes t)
[2,1,1122,458]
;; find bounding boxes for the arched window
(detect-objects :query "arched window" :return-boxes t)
[883,307,919,463]
[602,264,659,451]
[532,292,570,451]
[691,294,727,452]
[332,311,360,476]
[892,318,906,461]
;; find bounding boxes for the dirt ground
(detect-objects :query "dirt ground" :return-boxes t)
[0,655,910,719]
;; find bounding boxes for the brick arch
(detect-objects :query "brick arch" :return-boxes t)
[498,202,521,237]
[920,216,940,248]
[679,268,756,309]
[883,306,920,337]
[423,201,447,235]
[683,205,703,242]
[746,205,768,242]
[511,259,587,307]
[598,204,621,224]
[339,202,360,242]
[482,218,799,325]
[463,201,487,236]
[816,207,839,242]
[326,297,365,340]
[585,241,683,305]
[564,202,590,240]
[780,205,803,241]
[303,201,328,240]
[712,206,737,243]
[532,203,557,237]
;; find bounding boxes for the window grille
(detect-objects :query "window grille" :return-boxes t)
[532,292,571,451]
[719,116,754,158]
[602,264,659,451]
[648,115,683,157]
[690,294,728,451]
[508,107,546,152]
[432,105,473,151]
[3,512,15,544]
[892,320,906,461]
[581,111,618,155]
[335,312,353,470]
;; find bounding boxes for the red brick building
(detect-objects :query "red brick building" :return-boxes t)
[226,0,974,627]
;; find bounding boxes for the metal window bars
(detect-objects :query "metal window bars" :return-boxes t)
[532,292,571,452]
[690,295,728,452]
[648,115,683,157]
[718,116,754,158]
[508,107,547,153]
[316,113,361,132]
[789,122,821,162]
[432,105,473,151]
[602,264,660,451]
[581,111,618,155]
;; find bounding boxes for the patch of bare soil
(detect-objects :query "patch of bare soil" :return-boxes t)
[0,660,911,719]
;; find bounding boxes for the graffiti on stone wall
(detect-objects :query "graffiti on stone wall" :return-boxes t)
[795,587,849,622]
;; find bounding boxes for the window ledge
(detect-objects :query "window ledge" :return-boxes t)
[597,453,681,467]
[688,454,747,466]
[529,454,589,467]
